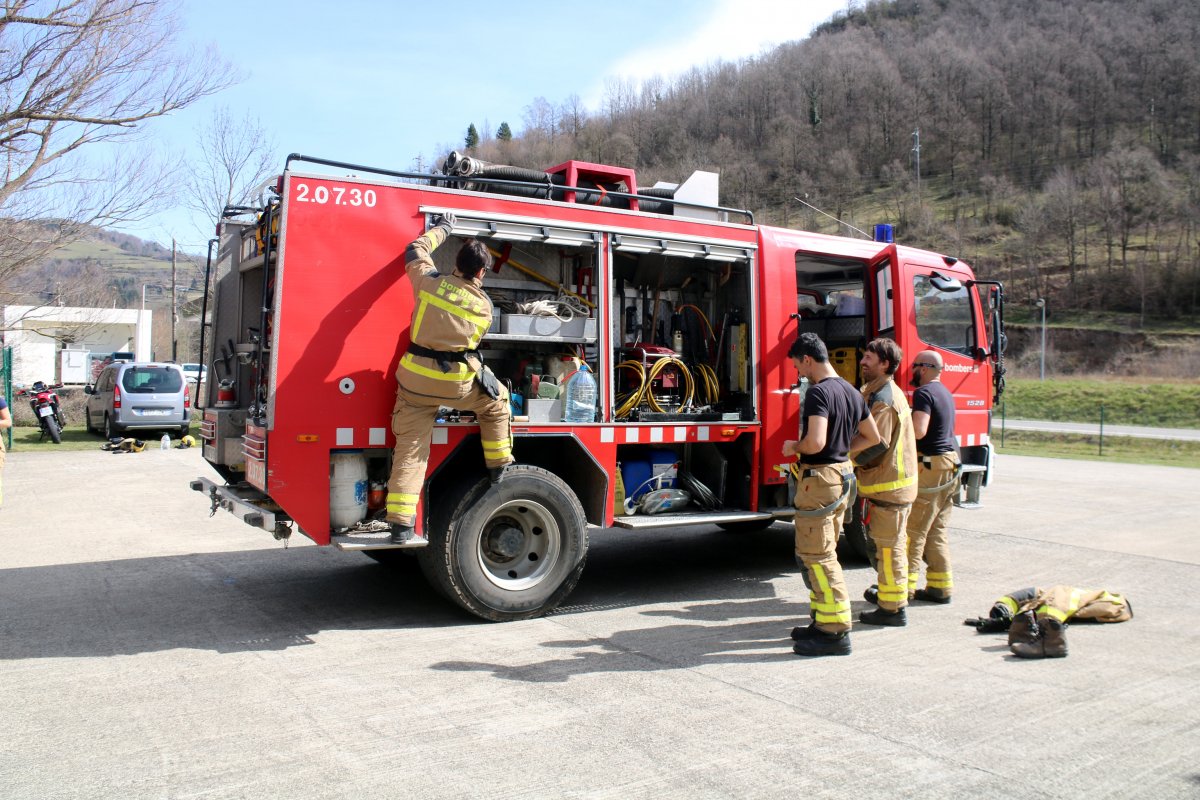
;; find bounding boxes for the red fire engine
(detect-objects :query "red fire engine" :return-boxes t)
[192,152,1006,621]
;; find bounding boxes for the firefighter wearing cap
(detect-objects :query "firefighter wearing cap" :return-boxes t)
[965,585,1133,659]
[383,213,513,545]
[905,349,960,603]
[852,338,918,627]
[783,333,881,657]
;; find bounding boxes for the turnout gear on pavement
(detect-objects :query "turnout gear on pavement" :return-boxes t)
[385,221,514,528]
[855,375,918,612]
[967,585,1132,659]
[1011,616,1068,659]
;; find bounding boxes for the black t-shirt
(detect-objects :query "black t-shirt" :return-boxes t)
[800,376,869,465]
[912,380,957,455]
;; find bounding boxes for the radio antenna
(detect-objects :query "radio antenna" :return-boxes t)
[792,196,871,239]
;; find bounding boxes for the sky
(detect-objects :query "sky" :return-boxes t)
[132,0,847,252]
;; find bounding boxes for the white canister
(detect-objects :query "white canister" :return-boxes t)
[329,451,368,531]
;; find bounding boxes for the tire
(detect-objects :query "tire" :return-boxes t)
[716,519,777,533]
[178,425,190,438]
[45,415,62,444]
[418,465,588,622]
[104,414,121,440]
[841,499,874,564]
[84,409,95,434]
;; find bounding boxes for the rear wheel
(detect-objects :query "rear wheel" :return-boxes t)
[104,414,121,440]
[418,465,588,622]
[45,415,62,444]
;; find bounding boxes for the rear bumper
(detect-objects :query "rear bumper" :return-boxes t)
[190,477,284,533]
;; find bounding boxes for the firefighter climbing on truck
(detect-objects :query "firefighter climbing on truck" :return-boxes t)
[367,211,514,547]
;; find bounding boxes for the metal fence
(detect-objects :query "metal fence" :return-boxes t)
[2,346,11,450]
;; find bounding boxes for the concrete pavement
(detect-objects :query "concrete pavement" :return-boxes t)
[1,446,1198,799]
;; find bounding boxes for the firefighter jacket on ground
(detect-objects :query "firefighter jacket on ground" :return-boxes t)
[385,223,513,528]
[995,585,1133,625]
[853,375,918,611]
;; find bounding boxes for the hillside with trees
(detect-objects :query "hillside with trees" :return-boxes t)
[457,0,1200,372]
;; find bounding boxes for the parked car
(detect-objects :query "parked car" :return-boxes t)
[181,363,208,384]
[84,362,190,439]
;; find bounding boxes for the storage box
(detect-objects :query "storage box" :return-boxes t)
[488,308,501,333]
[526,398,563,423]
[829,346,859,384]
[501,313,593,339]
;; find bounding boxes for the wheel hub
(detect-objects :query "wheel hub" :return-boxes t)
[475,499,562,591]
[485,522,525,561]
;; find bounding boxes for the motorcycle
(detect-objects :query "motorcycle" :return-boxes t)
[25,380,67,444]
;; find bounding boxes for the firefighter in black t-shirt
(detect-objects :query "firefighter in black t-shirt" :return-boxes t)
[783,333,881,657]
[905,349,961,604]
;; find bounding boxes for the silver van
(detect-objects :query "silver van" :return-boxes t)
[85,362,191,439]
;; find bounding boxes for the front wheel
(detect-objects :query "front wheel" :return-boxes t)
[418,465,588,622]
[841,499,873,564]
[45,415,62,444]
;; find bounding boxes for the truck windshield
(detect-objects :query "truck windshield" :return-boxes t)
[913,275,974,355]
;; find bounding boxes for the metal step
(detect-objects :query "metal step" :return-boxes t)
[612,510,790,530]
[331,532,428,551]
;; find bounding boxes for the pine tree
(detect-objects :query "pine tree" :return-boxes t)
[496,122,513,142]
[465,124,479,150]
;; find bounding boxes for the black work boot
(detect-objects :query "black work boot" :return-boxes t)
[1040,618,1068,658]
[389,523,415,545]
[792,627,851,657]
[863,585,880,605]
[859,606,907,627]
[913,587,952,604]
[1007,611,1039,646]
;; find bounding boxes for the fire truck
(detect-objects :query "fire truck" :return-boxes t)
[191,152,1006,621]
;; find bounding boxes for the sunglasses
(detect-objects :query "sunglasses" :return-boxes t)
[912,362,937,369]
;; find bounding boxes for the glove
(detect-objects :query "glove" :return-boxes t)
[432,212,457,231]
[963,616,1012,633]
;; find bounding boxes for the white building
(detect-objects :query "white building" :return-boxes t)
[2,305,152,385]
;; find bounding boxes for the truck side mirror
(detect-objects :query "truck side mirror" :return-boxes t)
[83,385,94,395]
[929,271,963,293]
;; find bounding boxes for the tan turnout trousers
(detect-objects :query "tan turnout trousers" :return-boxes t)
[387,380,512,527]
[865,501,912,611]
[794,462,854,633]
[906,452,960,598]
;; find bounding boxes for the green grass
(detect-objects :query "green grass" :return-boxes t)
[1000,378,1200,428]
[995,429,1200,469]
[5,426,187,452]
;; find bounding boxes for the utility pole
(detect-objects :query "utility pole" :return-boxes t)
[912,128,921,198]
[171,239,178,362]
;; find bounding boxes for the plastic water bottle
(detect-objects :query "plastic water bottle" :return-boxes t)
[562,363,597,423]
[160,434,171,450]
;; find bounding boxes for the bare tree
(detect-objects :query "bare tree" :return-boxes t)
[182,106,278,237]
[0,0,234,294]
